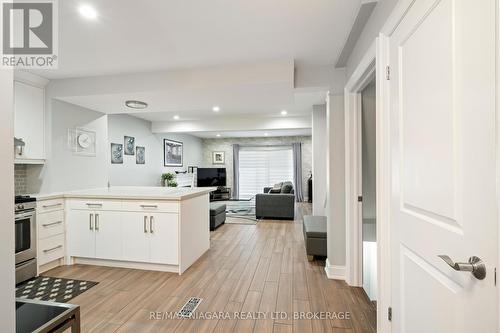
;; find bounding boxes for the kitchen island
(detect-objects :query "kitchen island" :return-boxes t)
[35,187,214,275]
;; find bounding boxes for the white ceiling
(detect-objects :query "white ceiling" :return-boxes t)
[56,88,327,122]
[190,128,312,139]
[32,0,362,79]
[34,0,360,137]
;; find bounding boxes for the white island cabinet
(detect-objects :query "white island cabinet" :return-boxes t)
[60,187,212,274]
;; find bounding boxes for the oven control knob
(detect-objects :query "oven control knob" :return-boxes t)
[19,204,24,210]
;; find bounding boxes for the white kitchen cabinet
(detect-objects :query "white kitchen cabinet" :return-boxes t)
[67,209,122,260]
[122,212,178,265]
[37,197,66,274]
[121,212,150,263]
[14,80,45,162]
[63,191,211,274]
[149,213,178,265]
[67,210,95,258]
[94,211,122,260]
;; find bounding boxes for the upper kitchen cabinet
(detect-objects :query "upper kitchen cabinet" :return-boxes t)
[14,71,49,164]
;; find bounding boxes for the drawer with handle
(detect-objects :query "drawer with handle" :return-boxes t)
[38,210,64,239]
[38,234,65,266]
[37,198,64,213]
[68,199,122,211]
[121,201,179,213]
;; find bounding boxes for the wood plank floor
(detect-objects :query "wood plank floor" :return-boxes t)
[44,203,376,333]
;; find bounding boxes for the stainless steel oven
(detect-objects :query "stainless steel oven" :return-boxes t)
[15,196,37,284]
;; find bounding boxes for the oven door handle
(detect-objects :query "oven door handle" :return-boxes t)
[15,211,35,220]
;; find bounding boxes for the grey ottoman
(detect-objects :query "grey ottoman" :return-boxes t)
[303,215,327,261]
[210,203,226,231]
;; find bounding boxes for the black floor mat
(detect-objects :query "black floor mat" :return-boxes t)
[16,276,98,303]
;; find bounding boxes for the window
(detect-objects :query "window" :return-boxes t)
[239,146,293,198]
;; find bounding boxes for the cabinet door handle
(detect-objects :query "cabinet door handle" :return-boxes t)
[86,203,103,207]
[42,203,62,209]
[140,204,158,209]
[144,216,148,233]
[89,213,94,230]
[95,213,99,231]
[43,245,63,253]
[42,221,62,227]
[150,216,154,234]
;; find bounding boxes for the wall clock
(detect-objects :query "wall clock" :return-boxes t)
[69,128,96,156]
[77,133,92,148]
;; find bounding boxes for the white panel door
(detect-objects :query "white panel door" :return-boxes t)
[14,81,45,160]
[149,213,178,265]
[67,210,95,258]
[94,211,122,260]
[389,0,497,332]
[121,213,149,263]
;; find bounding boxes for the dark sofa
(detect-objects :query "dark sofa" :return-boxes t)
[255,181,295,220]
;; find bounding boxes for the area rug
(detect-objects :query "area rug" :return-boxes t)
[223,198,257,224]
[16,276,98,303]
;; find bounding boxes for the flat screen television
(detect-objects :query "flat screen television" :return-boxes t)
[197,168,227,187]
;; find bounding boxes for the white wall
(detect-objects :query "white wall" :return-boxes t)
[361,81,377,219]
[109,114,159,185]
[326,93,346,273]
[0,70,15,332]
[107,115,203,186]
[25,108,203,192]
[346,0,399,78]
[156,132,204,174]
[28,99,109,193]
[312,104,327,216]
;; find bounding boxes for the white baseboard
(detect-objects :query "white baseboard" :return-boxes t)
[71,257,180,274]
[325,258,346,280]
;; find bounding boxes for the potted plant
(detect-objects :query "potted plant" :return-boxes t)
[161,172,178,187]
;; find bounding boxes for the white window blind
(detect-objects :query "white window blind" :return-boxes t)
[239,146,293,199]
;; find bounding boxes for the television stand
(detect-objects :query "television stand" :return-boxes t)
[210,187,231,201]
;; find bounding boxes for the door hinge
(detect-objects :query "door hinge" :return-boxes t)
[388,307,392,321]
[386,66,391,80]
[358,196,363,202]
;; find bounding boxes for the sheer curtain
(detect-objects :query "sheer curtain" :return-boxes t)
[292,142,304,202]
[238,146,293,199]
[232,144,240,199]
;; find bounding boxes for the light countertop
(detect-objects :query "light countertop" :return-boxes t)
[33,186,216,201]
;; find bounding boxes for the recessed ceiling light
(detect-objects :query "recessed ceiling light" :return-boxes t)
[216,133,221,137]
[79,5,97,19]
[125,100,147,109]
[264,133,269,136]
[173,115,180,120]
[212,106,220,112]
[281,110,287,115]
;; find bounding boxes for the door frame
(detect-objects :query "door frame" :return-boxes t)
[361,0,499,331]
[344,36,392,333]
[344,42,376,289]
[344,1,420,332]
[496,0,500,326]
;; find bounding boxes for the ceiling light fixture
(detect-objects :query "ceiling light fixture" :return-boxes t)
[216,134,221,137]
[280,110,287,115]
[173,115,180,120]
[264,133,269,136]
[125,100,147,109]
[78,4,98,19]
[212,106,220,112]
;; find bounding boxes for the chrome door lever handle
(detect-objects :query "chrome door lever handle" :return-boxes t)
[438,255,486,280]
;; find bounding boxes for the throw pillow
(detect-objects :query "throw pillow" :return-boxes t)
[269,182,282,193]
[281,183,293,193]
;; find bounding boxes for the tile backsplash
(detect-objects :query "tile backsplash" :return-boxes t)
[14,164,27,195]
